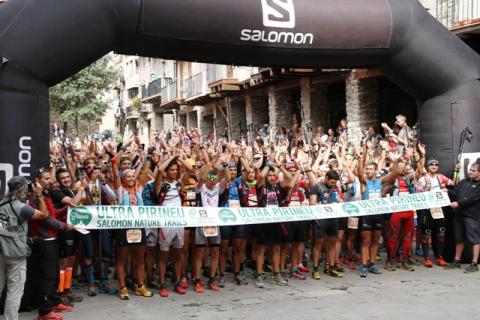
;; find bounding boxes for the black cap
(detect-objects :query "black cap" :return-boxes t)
[7,176,31,191]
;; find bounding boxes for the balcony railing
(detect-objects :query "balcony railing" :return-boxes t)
[437,0,480,29]
[207,65,228,84]
[139,104,152,113]
[125,105,139,119]
[184,72,208,99]
[160,81,178,105]
[146,78,163,98]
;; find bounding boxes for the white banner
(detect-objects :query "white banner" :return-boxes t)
[67,191,451,229]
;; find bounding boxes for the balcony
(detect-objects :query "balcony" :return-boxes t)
[184,72,209,100]
[125,105,139,119]
[160,81,179,108]
[207,65,240,95]
[437,0,480,30]
[139,104,152,113]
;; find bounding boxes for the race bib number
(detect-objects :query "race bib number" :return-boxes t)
[229,200,241,208]
[126,229,142,244]
[289,201,301,208]
[202,226,219,237]
[248,194,258,207]
[369,192,381,200]
[186,191,196,200]
[399,191,409,196]
[430,208,444,219]
[348,217,359,230]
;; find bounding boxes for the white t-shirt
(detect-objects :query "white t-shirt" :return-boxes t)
[162,181,182,207]
[197,183,220,208]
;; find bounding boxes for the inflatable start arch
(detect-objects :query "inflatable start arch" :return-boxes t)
[0,0,479,192]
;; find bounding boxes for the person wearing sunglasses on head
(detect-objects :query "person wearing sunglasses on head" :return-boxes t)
[416,159,456,268]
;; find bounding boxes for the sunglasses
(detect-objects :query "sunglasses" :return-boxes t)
[429,164,439,167]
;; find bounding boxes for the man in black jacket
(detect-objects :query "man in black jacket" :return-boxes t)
[446,162,480,273]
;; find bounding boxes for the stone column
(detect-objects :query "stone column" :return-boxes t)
[268,86,294,135]
[245,93,269,130]
[345,72,379,146]
[230,99,247,141]
[300,78,329,142]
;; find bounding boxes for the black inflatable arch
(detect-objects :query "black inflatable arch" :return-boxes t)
[0,0,479,187]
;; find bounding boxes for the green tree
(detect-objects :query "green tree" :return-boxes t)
[49,55,119,135]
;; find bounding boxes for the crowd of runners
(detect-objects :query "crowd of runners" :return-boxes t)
[2,114,480,320]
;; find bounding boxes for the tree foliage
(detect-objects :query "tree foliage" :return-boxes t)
[49,55,119,133]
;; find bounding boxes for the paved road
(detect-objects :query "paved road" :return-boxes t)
[19,262,480,320]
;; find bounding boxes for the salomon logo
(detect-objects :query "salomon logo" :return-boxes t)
[240,0,313,46]
[261,0,295,29]
[0,163,13,196]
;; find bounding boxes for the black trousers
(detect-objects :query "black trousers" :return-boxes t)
[21,239,60,315]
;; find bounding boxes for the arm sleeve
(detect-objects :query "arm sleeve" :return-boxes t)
[19,204,35,223]
[44,216,68,232]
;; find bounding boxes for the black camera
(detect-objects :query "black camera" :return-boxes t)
[27,183,35,193]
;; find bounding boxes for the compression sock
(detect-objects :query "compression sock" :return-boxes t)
[101,260,110,282]
[436,241,445,258]
[57,270,65,293]
[85,264,95,286]
[64,267,73,290]
[422,243,430,259]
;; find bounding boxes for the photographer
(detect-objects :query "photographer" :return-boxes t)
[0,176,49,320]
[24,168,74,320]
[446,161,480,273]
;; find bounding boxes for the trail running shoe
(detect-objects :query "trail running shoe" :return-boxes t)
[52,304,73,313]
[118,287,129,300]
[280,270,289,282]
[208,280,220,291]
[180,278,189,289]
[218,276,225,288]
[135,285,153,297]
[62,291,83,305]
[174,283,186,294]
[255,275,264,288]
[87,286,97,297]
[359,265,368,278]
[445,261,461,270]
[333,263,345,273]
[271,274,288,286]
[436,257,448,267]
[99,282,118,294]
[464,263,479,274]
[38,311,63,320]
[159,284,169,297]
[368,263,382,275]
[384,261,396,272]
[194,280,204,293]
[424,257,433,268]
[234,274,248,285]
[291,270,306,280]
[328,269,343,278]
[400,263,415,272]
[312,270,321,280]
[297,263,309,273]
